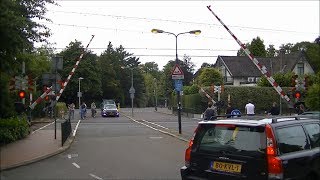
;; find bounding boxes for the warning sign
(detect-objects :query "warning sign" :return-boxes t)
[171,64,184,79]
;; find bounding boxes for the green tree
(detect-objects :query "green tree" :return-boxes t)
[0,0,55,73]
[237,43,250,56]
[279,43,294,54]
[98,42,146,107]
[197,68,222,86]
[57,40,101,106]
[250,36,267,57]
[180,55,196,86]
[257,72,293,87]
[237,37,267,57]
[266,45,276,57]
[305,84,320,110]
[140,62,160,79]
[291,41,320,73]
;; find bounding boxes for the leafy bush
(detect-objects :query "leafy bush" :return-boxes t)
[305,84,320,110]
[0,116,30,145]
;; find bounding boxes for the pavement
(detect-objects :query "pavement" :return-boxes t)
[0,116,80,171]
[0,107,198,171]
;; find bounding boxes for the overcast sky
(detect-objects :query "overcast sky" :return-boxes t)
[38,1,319,71]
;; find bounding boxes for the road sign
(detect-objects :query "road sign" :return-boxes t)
[129,86,135,94]
[174,79,183,92]
[171,64,184,80]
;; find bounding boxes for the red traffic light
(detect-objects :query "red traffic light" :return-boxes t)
[294,91,301,99]
[18,90,26,99]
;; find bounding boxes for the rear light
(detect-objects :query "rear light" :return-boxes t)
[185,139,193,167]
[185,125,199,167]
[265,124,283,179]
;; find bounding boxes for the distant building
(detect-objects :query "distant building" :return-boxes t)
[214,51,315,86]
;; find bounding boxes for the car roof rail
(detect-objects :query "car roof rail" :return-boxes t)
[271,116,299,123]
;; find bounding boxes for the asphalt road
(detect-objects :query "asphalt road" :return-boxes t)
[1,107,200,180]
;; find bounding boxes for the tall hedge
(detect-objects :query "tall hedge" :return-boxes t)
[176,86,293,115]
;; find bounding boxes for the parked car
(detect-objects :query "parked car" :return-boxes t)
[101,104,119,117]
[181,115,320,180]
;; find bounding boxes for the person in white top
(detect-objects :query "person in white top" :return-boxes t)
[245,100,255,116]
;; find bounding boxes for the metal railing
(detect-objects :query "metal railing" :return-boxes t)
[61,119,71,146]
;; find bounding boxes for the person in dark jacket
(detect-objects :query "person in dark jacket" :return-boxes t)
[225,103,233,118]
[203,101,216,120]
[268,102,280,115]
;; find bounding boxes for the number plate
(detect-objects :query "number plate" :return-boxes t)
[212,161,242,173]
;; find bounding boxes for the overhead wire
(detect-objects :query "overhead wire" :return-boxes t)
[50,10,318,35]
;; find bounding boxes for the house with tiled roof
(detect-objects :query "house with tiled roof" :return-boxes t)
[214,51,315,86]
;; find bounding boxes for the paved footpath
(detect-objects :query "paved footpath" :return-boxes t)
[0,118,79,171]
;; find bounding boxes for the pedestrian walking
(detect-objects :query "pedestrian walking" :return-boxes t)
[68,103,75,119]
[225,103,233,118]
[298,103,305,115]
[91,102,97,117]
[245,100,255,116]
[268,102,280,115]
[203,101,216,120]
[80,102,87,120]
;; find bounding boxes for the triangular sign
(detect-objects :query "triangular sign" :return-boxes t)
[171,64,184,75]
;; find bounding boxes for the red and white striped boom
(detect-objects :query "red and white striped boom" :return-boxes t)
[29,35,95,109]
[206,5,293,108]
[55,35,95,102]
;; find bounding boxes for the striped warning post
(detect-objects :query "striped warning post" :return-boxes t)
[28,35,95,110]
[29,86,52,109]
[206,5,292,107]
[55,35,95,102]
[199,87,216,104]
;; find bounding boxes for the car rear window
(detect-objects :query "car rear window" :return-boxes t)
[304,123,320,148]
[275,125,309,154]
[194,124,266,156]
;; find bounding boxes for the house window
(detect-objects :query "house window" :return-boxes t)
[297,63,304,75]
[256,77,260,82]
[248,77,255,83]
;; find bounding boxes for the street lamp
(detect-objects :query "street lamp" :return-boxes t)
[78,77,84,109]
[154,78,157,111]
[151,28,201,134]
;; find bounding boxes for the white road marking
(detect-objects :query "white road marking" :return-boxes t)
[126,116,188,142]
[149,136,163,139]
[31,121,54,134]
[73,120,81,136]
[67,154,78,159]
[89,173,103,180]
[141,119,169,130]
[72,162,80,168]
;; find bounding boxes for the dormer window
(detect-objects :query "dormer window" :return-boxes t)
[297,63,304,75]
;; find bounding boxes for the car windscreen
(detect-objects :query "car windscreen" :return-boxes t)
[104,104,117,109]
[194,124,266,156]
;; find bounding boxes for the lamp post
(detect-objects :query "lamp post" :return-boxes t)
[154,78,157,111]
[130,68,134,117]
[151,28,201,134]
[78,77,84,109]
